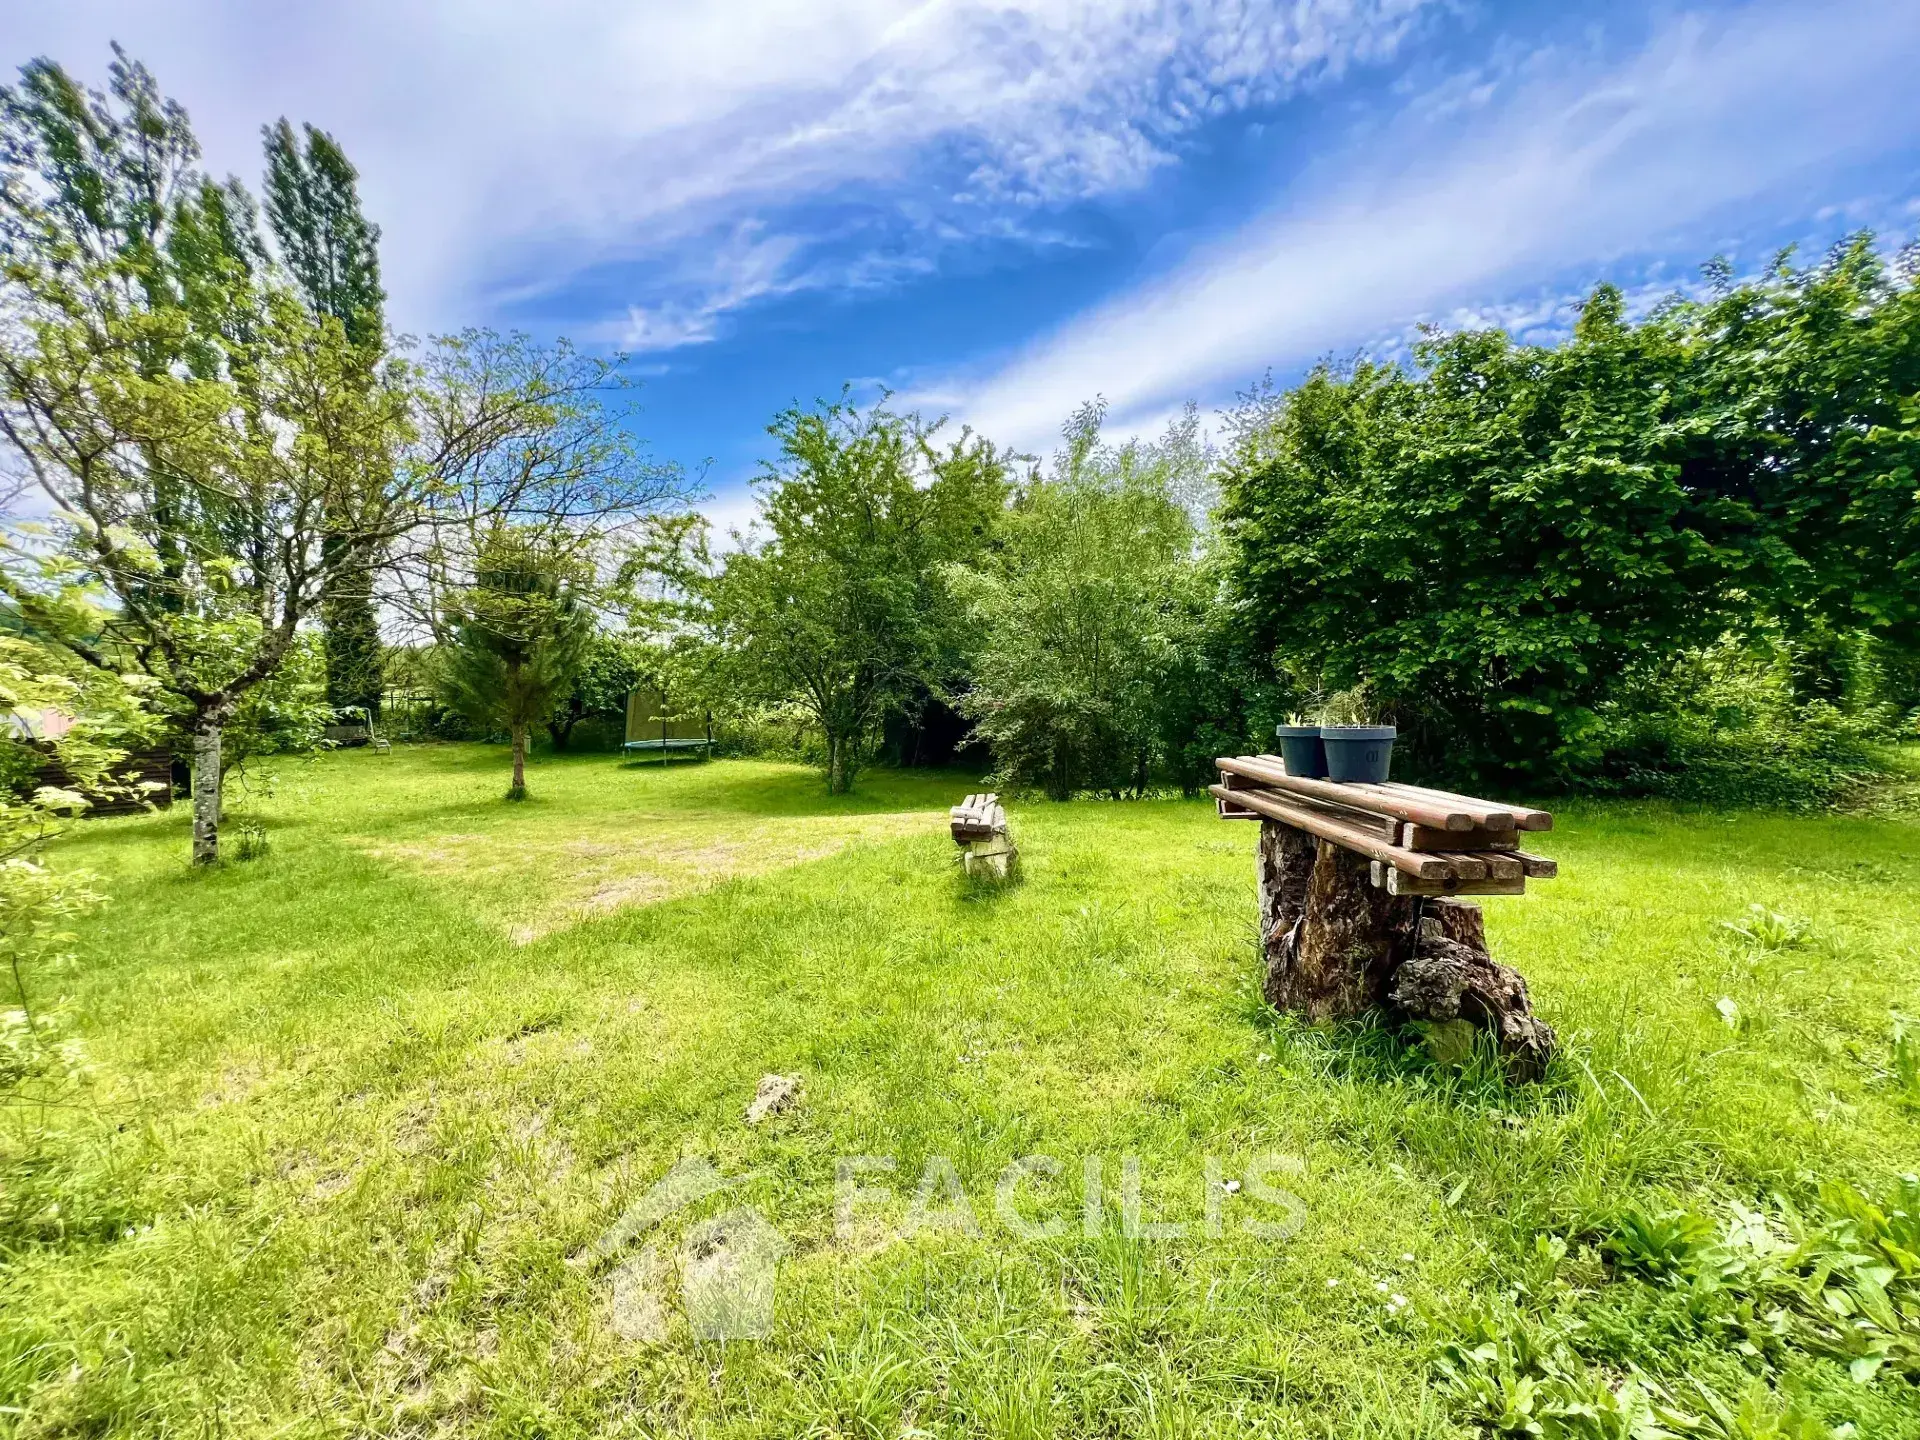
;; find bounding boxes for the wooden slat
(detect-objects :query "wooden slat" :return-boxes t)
[1218,756,1476,831]
[1268,789,1403,843]
[1369,861,1527,896]
[1216,779,1401,841]
[1514,851,1558,878]
[1374,781,1551,832]
[1386,870,1526,898]
[1401,823,1519,853]
[1207,784,1452,878]
[1439,851,1523,882]
[1433,852,1489,880]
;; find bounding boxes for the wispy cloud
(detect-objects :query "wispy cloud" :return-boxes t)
[919,0,1920,449]
[1,0,1443,333]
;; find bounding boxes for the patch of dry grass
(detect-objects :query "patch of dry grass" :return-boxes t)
[355,806,940,942]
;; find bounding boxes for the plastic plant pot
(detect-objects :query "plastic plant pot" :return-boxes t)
[1320,724,1396,783]
[1273,724,1328,778]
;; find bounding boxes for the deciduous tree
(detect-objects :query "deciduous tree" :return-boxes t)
[263,117,388,718]
[438,527,595,798]
[704,396,1008,792]
[952,401,1204,798]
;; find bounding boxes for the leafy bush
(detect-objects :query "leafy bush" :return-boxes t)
[952,401,1229,799]
[1433,1175,1920,1436]
[0,637,142,1118]
[1220,240,1920,796]
[1582,638,1889,808]
[700,396,1010,793]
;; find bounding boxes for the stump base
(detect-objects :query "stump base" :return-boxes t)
[1255,820,1556,1079]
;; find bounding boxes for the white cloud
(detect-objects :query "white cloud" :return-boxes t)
[0,0,1441,335]
[613,225,807,352]
[921,0,1920,450]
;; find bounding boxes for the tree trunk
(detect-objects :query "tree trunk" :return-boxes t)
[191,721,223,865]
[1254,819,1556,1078]
[509,723,528,799]
[826,733,849,794]
[1256,819,1316,958]
[1390,899,1557,1082]
[1261,826,1417,1019]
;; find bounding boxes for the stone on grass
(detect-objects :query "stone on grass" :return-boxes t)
[745,1073,802,1125]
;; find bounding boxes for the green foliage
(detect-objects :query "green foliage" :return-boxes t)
[1434,1307,1848,1439]
[545,630,644,750]
[0,50,418,861]
[1433,1172,1920,1438]
[1582,636,1888,808]
[437,528,596,797]
[263,116,389,716]
[953,400,1244,798]
[220,631,331,771]
[703,395,1009,792]
[1719,905,1810,954]
[1582,1181,1920,1388]
[1220,242,1920,792]
[1891,1016,1920,1106]
[1601,1208,1719,1280]
[260,118,384,349]
[0,635,147,1108]
[227,818,270,862]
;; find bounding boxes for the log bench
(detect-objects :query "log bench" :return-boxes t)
[1212,755,1558,1079]
[950,792,1016,880]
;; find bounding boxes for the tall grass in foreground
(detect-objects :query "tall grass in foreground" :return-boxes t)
[1,745,1917,1436]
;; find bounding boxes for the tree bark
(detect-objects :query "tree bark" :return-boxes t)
[826,733,848,794]
[191,721,222,865]
[1254,819,1556,1078]
[1390,899,1556,1082]
[509,723,528,798]
[1262,828,1418,1019]
[1256,820,1316,1004]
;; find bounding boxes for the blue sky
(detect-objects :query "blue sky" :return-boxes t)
[6,0,1920,527]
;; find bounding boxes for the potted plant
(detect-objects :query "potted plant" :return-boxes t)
[1273,671,1329,777]
[1319,686,1396,784]
[1273,712,1328,778]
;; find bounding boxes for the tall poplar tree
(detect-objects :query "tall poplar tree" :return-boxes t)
[262,118,387,717]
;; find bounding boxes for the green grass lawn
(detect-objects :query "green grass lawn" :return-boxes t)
[4,743,1919,1437]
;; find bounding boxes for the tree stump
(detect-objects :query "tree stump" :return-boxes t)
[1255,819,1556,1079]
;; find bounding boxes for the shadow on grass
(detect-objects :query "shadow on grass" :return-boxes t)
[1246,999,1582,1114]
[954,856,1024,905]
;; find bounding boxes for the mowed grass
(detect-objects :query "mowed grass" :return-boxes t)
[3,743,1919,1437]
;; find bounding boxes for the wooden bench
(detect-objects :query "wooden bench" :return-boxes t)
[949,792,1016,879]
[622,736,712,764]
[1212,753,1558,1079]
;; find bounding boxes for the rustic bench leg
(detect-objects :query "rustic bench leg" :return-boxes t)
[1254,819,1556,1077]
[1261,821,1416,1020]
[1390,899,1557,1082]
[963,836,1016,881]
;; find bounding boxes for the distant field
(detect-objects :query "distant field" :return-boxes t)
[4,743,1918,1437]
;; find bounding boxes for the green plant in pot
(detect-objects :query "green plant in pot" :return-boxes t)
[1319,686,1396,783]
[1274,672,1330,778]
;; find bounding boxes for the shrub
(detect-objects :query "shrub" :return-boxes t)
[1219,241,1920,796]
